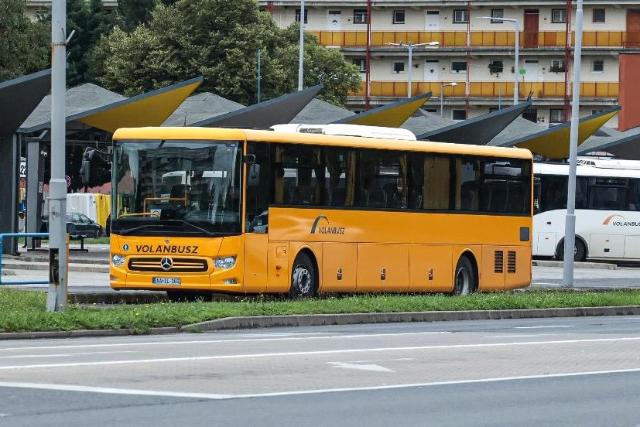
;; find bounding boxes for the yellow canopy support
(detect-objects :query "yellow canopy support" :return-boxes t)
[340,92,432,128]
[78,77,203,133]
[512,107,620,159]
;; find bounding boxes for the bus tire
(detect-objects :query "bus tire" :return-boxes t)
[556,238,587,262]
[289,252,317,298]
[453,255,476,296]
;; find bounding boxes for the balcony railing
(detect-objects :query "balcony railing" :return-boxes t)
[309,30,639,48]
[352,81,619,98]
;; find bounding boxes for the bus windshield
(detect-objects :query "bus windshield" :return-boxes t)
[112,140,242,236]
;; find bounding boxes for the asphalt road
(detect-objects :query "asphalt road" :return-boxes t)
[1,317,640,426]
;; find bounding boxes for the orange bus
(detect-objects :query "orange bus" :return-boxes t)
[109,126,533,299]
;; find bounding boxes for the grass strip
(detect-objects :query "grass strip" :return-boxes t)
[2,289,640,333]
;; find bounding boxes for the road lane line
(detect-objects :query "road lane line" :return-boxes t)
[0,382,232,399]
[0,331,451,352]
[327,362,395,373]
[0,351,138,359]
[1,336,639,371]
[514,325,572,329]
[2,367,640,400]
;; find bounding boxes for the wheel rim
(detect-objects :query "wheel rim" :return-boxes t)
[456,267,470,295]
[293,265,312,295]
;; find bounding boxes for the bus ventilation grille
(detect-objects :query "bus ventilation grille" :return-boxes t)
[507,251,516,273]
[128,257,208,273]
[494,251,504,273]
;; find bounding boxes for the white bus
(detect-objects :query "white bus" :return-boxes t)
[533,158,640,261]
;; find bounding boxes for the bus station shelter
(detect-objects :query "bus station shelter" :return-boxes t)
[0,70,51,253]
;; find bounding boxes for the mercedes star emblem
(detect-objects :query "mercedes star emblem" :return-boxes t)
[160,257,173,271]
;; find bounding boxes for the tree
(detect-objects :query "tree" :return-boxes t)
[67,0,116,86]
[0,0,50,81]
[90,0,360,106]
[116,0,177,32]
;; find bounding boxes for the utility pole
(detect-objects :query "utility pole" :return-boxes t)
[256,49,261,103]
[298,0,305,90]
[563,0,584,287]
[47,0,68,311]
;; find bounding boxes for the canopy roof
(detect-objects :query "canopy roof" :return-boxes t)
[192,85,322,129]
[163,92,244,126]
[293,98,354,124]
[336,92,432,127]
[418,101,532,145]
[0,70,51,137]
[578,126,640,159]
[20,77,202,134]
[495,106,621,159]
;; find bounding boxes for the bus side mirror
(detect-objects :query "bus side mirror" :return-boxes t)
[248,163,261,187]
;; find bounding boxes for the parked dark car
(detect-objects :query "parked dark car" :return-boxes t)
[66,213,102,238]
[42,213,102,238]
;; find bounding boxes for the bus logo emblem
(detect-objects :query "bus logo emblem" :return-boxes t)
[160,257,173,271]
[310,215,345,235]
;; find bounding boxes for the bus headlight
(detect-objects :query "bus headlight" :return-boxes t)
[214,256,236,270]
[111,254,125,267]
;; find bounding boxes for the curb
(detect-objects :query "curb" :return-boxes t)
[180,305,640,332]
[532,260,618,270]
[3,305,640,340]
[0,327,179,341]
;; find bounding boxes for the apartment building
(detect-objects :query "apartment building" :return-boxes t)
[263,1,640,129]
[25,1,118,19]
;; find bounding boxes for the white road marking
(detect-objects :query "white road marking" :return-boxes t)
[327,362,394,373]
[0,336,639,371]
[0,331,451,353]
[514,325,572,329]
[484,333,567,338]
[0,351,138,360]
[2,367,640,400]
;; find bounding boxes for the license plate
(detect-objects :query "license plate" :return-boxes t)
[152,277,181,285]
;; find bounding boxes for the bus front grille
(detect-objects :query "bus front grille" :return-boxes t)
[507,251,517,273]
[494,251,504,273]
[128,257,209,273]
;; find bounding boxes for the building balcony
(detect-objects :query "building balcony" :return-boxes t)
[353,81,619,98]
[309,30,640,49]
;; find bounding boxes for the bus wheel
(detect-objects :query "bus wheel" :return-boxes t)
[556,239,587,262]
[289,252,317,298]
[453,256,476,296]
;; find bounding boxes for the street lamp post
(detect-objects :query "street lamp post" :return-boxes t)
[386,41,439,98]
[477,16,520,105]
[440,82,458,117]
[563,0,585,287]
[298,0,305,91]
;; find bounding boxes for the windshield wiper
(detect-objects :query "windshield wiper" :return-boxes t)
[116,220,217,236]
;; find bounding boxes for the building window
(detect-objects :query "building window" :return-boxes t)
[489,60,504,74]
[452,109,467,120]
[451,61,467,73]
[490,9,504,23]
[593,8,605,23]
[425,108,438,113]
[453,9,469,24]
[550,109,564,124]
[353,9,368,24]
[295,8,308,24]
[550,59,566,73]
[522,108,538,123]
[592,109,604,115]
[393,9,405,24]
[393,61,405,73]
[353,58,366,73]
[592,60,604,72]
[551,9,567,23]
